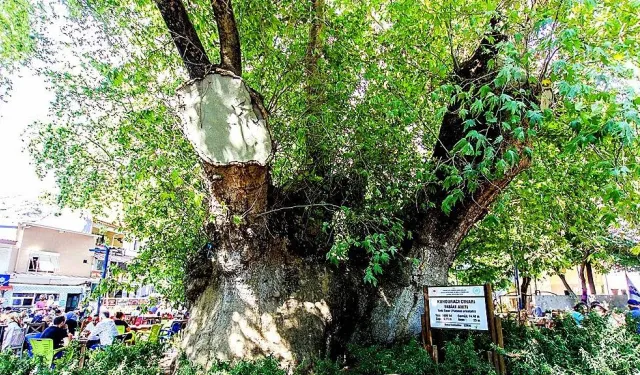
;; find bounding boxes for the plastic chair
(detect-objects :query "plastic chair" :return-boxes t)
[160,320,184,341]
[8,327,27,357]
[116,325,126,335]
[147,324,161,343]
[29,338,64,367]
[24,332,42,357]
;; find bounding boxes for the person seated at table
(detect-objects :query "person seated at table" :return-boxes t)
[1,313,24,351]
[113,311,133,340]
[41,316,69,350]
[0,306,12,323]
[570,302,588,326]
[627,299,640,333]
[85,312,119,349]
[65,311,79,337]
[80,315,95,334]
[35,295,48,314]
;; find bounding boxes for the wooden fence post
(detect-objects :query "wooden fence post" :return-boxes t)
[423,286,435,361]
[495,316,506,375]
[484,284,500,371]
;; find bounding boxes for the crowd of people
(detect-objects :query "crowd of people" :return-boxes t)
[523,298,640,332]
[0,294,187,354]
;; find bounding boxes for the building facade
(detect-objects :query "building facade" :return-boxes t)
[0,222,100,311]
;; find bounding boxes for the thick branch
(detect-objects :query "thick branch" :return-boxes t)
[211,0,242,76]
[305,0,324,97]
[411,20,531,260]
[154,0,212,79]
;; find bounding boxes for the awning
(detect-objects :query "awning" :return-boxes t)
[10,284,86,294]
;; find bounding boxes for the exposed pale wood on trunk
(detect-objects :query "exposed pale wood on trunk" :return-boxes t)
[154,0,212,79]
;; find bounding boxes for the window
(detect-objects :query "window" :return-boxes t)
[11,293,35,307]
[12,293,60,307]
[28,252,60,273]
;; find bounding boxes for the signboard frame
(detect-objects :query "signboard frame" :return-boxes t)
[421,283,505,374]
[426,285,488,331]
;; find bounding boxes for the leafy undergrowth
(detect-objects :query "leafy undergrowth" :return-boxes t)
[177,315,640,375]
[1,315,639,375]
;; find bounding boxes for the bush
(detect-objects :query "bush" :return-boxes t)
[502,314,640,375]
[2,315,639,375]
[0,342,166,375]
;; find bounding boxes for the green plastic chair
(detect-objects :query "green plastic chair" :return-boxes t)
[29,338,64,367]
[115,325,136,345]
[116,325,126,335]
[147,324,161,343]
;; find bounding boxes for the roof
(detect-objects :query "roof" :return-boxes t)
[0,239,16,246]
[10,272,100,286]
[19,222,99,238]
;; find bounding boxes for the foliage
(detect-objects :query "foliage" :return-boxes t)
[455,141,640,288]
[3,0,640,293]
[0,341,165,375]
[1,316,640,374]
[502,314,640,375]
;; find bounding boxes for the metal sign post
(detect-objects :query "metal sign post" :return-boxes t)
[90,245,111,317]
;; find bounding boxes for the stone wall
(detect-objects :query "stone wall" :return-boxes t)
[533,294,630,311]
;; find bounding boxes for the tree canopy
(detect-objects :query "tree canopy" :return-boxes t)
[4,0,640,301]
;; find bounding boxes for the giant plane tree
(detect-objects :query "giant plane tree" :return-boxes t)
[3,0,640,367]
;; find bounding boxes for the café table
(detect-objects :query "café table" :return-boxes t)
[130,324,153,331]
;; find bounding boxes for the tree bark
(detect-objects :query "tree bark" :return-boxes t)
[154,0,212,79]
[585,261,597,295]
[578,261,588,296]
[557,272,575,296]
[520,276,531,309]
[211,0,242,76]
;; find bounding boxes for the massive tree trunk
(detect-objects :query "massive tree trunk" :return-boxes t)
[153,1,536,367]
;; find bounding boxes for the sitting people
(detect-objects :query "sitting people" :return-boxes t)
[40,316,69,350]
[84,312,119,348]
[65,311,79,337]
[570,302,588,326]
[628,299,640,333]
[1,313,24,351]
[113,311,133,339]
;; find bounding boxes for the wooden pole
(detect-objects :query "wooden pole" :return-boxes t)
[423,286,435,361]
[495,316,506,375]
[484,284,499,370]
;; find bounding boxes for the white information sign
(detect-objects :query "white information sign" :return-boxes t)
[427,286,489,331]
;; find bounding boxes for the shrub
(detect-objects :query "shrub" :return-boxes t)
[2,314,639,375]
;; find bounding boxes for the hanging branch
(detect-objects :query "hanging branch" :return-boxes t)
[211,0,242,76]
[154,0,212,79]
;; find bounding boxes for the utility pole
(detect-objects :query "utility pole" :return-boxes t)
[90,245,111,318]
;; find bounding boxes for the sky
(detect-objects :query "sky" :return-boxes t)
[0,70,91,235]
[0,69,53,199]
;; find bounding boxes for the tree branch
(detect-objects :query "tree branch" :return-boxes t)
[154,0,213,79]
[305,0,324,97]
[211,0,242,76]
[410,18,533,255]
